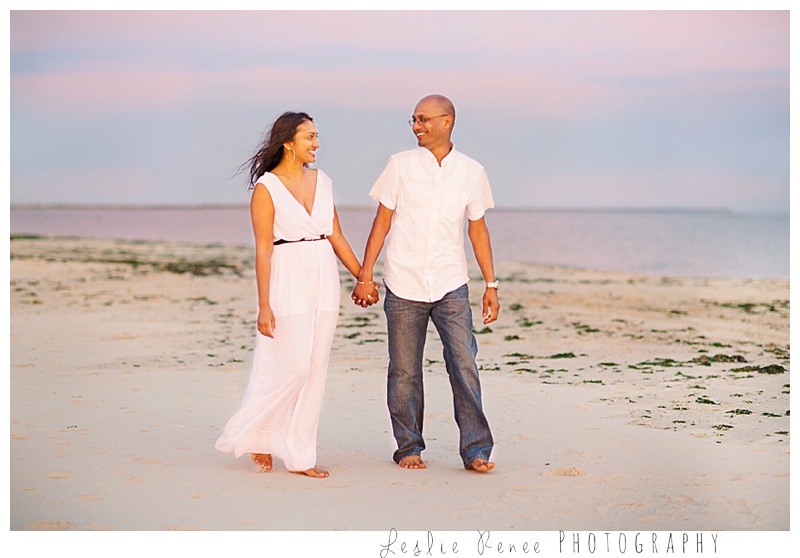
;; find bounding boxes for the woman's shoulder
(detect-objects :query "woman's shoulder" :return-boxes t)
[254,171,279,187]
[314,168,333,188]
[251,173,277,204]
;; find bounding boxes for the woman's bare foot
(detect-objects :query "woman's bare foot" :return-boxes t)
[398,455,426,469]
[466,457,495,473]
[251,453,273,471]
[290,467,329,478]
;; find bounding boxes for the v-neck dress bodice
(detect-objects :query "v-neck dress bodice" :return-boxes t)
[261,170,333,244]
[215,168,341,471]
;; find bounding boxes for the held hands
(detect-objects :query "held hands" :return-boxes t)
[352,281,380,308]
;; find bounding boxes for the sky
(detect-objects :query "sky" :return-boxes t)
[8,8,791,211]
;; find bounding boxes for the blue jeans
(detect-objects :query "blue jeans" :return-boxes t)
[384,283,494,468]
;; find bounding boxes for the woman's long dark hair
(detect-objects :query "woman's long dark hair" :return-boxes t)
[242,111,313,188]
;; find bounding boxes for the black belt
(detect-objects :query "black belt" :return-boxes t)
[273,234,327,246]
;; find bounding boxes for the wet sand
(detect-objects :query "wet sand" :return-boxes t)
[8,237,790,549]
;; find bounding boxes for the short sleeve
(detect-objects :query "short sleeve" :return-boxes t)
[466,167,495,221]
[369,156,400,210]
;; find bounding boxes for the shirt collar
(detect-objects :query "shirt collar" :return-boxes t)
[420,144,456,167]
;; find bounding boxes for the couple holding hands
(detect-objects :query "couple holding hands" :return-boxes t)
[215,95,499,478]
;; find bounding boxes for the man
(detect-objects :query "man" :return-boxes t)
[353,94,499,473]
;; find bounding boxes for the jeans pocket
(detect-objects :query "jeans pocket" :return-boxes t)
[444,283,470,301]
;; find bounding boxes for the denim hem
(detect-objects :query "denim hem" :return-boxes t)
[462,453,493,469]
[392,450,424,464]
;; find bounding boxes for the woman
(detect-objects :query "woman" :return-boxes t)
[215,112,371,478]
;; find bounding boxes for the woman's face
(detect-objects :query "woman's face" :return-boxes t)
[287,120,319,165]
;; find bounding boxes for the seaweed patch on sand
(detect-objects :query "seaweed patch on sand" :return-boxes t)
[469,261,789,446]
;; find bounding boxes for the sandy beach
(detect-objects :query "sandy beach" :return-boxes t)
[8,236,790,547]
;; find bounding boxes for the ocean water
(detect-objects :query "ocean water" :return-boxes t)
[9,206,789,279]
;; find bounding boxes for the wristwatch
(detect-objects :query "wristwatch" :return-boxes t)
[486,280,500,290]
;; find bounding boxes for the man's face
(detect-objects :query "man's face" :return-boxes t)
[411,98,451,151]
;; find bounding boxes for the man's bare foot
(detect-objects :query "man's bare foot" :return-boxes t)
[290,467,329,478]
[467,457,495,473]
[398,455,426,469]
[251,453,272,471]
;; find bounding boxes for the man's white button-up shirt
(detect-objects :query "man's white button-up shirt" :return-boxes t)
[369,146,495,303]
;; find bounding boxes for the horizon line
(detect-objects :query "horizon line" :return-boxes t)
[9,203,789,215]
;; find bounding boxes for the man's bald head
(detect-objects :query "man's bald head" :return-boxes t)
[417,94,456,127]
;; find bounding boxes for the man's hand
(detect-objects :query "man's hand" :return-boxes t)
[482,288,500,324]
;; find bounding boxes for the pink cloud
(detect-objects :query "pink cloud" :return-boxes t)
[546,11,789,76]
[10,63,619,118]
[12,58,784,122]
[12,11,787,74]
[11,70,200,112]
[10,11,788,118]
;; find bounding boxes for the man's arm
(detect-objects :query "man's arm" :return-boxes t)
[352,203,393,306]
[467,216,500,324]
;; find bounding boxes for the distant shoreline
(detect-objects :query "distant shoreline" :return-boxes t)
[9,207,788,279]
[10,204,779,215]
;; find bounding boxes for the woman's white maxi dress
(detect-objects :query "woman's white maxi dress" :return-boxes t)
[215,170,340,471]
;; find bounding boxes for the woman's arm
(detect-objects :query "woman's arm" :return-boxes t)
[251,183,277,337]
[327,206,362,279]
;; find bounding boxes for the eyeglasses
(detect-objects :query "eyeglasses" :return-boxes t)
[408,114,449,126]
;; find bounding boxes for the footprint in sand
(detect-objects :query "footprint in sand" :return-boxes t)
[25,521,76,530]
[504,485,535,494]
[543,467,588,477]
[47,471,74,479]
[566,451,600,459]
[599,502,646,513]
[84,522,117,530]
